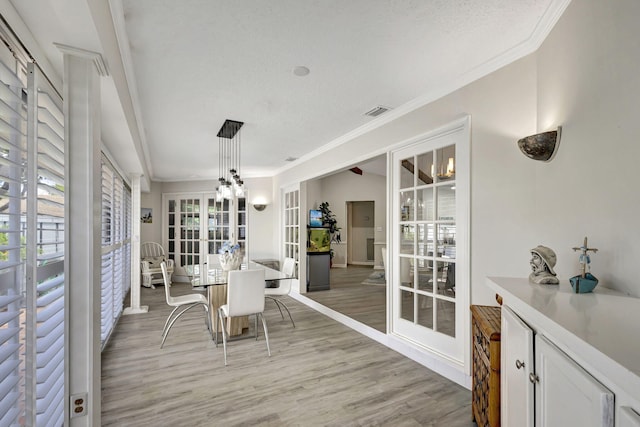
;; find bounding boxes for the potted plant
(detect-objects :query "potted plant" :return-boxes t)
[318,202,341,242]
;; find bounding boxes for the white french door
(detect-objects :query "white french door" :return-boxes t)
[390,118,469,366]
[164,192,247,281]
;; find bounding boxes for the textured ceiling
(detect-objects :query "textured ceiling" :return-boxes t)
[14,0,566,182]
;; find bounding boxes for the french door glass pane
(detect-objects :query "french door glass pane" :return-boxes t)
[416,188,434,221]
[400,225,414,254]
[416,259,434,292]
[437,185,456,220]
[400,290,413,321]
[400,157,414,188]
[400,190,413,221]
[416,151,434,185]
[417,294,433,328]
[436,299,456,337]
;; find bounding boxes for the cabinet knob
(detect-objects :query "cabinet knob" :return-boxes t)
[529,373,539,383]
[515,360,525,370]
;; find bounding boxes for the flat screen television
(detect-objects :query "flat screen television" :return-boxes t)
[309,209,323,227]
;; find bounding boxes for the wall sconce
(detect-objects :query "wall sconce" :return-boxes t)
[253,203,267,212]
[517,126,562,162]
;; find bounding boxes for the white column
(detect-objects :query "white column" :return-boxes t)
[124,173,148,314]
[58,44,107,427]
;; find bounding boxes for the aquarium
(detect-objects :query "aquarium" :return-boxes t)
[307,228,331,253]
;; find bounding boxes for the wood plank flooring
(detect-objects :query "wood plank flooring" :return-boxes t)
[101,280,473,426]
[306,265,386,333]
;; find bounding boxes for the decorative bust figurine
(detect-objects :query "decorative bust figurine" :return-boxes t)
[529,245,559,284]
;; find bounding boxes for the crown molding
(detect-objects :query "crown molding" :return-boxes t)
[53,43,109,77]
[107,0,155,180]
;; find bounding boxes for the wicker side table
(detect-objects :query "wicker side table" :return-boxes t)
[470,305,501,427]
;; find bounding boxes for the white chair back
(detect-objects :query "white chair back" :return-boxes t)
[142,242,166,259]
[282,257,296,277]
[160,262,173,304]
[227,269,265,317]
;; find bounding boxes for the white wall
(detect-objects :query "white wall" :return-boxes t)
[317,171,386,267]
[531,0,640,296]
[276,0,640,302]
[140,177,277,259]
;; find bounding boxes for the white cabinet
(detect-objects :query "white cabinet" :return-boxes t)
[488,277,640,427]
[535,334,613,427]
[619,407,640,427]
[502,306,613,427]
[501,306,534,427]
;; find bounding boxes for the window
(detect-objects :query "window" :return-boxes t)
[283,188,299,277]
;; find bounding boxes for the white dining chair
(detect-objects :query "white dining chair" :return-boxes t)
[215,269,270,366]
[160,262,211,348]
[264,257,296,328]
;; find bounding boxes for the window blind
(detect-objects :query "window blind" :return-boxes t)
[29,62,65,427]
[0,41,28,427]
[100,158,131,347]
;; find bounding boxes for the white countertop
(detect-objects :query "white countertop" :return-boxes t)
[486,276,640,403]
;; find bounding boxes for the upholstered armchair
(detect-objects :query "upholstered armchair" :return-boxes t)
[141,242,174,289]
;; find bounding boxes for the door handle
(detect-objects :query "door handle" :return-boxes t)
[515,359,525,370]
[529,372,539,383]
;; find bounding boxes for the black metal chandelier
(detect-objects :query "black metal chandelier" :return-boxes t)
[216,119,244,200]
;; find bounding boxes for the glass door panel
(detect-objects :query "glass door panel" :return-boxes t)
[391,118,468,365]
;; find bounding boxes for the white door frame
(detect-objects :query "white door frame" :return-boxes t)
[388,116,470,372]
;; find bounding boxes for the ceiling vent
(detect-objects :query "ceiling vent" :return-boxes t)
[364,105,391,117]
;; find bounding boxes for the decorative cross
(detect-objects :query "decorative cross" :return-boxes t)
[572,236,598,278]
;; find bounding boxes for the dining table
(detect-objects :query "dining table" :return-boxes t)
[184,260,291,338]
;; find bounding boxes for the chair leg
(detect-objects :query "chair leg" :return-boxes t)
[203,304,213,340]
[274,299,295,328]
[254,314,259,340]
[266,296,285,320]
[218,308,228,366]
[259,313,271,357]
[161,306,181,336]
[160,303,199,348]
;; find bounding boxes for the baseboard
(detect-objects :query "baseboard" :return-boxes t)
[350,261,374,266]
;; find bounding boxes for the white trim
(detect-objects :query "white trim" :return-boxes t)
[107,0,154,179]
[54,43,109,77]
[388,115,471,374]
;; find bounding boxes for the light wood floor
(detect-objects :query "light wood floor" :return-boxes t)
[102,281,473,426]
[306,265,386,333]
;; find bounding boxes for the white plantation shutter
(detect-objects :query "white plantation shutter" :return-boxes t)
[101,158,131,347]
[27,63,65,426]
[0,40,28,427]
[101,162,114,343]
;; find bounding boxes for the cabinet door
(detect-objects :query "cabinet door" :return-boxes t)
[535,335,614,427]
[619,407,640,427]
[501,306,535,427]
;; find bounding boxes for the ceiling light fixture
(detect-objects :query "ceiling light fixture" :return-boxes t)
[216,119,245,201]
